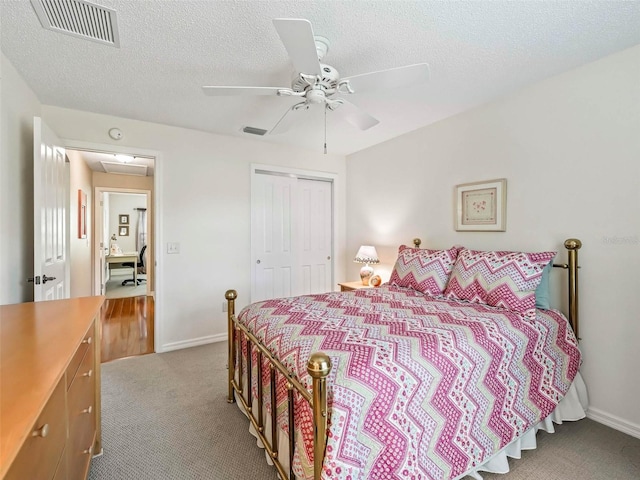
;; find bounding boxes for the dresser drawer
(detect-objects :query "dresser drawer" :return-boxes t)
[66,327,93,389]
[67,429,95,480]
[52,447,67,480]
[68,341,95,439]
[67,340,96,480]
[4,378,66,480]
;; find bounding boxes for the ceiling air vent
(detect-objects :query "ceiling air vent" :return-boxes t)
[30,0,120,47]
[242,126,268,136]
[100,161,148,176]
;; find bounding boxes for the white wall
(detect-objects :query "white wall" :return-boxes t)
[68,150,93,298]
[41,106,348,352]
[0,53,42,305]
[347,45,640,436]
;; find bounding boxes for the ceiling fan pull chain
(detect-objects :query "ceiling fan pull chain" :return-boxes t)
[324,105,327,155]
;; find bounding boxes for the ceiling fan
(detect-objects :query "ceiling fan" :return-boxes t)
[202,18,430,136]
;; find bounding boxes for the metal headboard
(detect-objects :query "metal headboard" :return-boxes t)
[413,237,582,340]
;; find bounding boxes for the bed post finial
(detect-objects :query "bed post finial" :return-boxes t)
[308,352,332,480]
[564,238,582,250]
[413,238,421,248]
[564,239,581,341]
[225,289,238,403]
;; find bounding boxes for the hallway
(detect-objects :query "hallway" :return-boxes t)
[101,296,154,363]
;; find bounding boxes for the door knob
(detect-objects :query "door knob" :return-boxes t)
[256,260,261,264]
[42,275,56,284]
[27,276,41,284]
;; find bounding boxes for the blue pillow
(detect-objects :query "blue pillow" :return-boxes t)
[535,259,554,310]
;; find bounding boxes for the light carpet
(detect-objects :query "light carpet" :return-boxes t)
[105,273,147,299]
[90,342,640,480]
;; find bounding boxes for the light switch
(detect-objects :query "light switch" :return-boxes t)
[167,242,180,254]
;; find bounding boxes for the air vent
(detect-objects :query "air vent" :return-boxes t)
[100,161,147,176]
[30,0,120,47]
[242,126,268,136]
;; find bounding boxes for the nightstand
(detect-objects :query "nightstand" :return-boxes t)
[338,281,372,292]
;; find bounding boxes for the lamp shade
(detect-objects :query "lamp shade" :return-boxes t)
[354,245,379,264]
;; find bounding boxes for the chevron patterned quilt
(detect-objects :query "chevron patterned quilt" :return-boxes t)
[236,285,581,480]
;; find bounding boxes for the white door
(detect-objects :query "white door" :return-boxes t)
[251,171,333,302]
[94,190,109,295]
[33,117,70,301]
[297,179,332,295]
[251,173,296,302]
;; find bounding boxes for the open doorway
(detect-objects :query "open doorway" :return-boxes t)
[67,149,155,298]
[67,147,156,362]
[102,192,149,299]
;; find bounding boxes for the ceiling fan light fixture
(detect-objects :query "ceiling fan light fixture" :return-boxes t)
[306,89,327,104]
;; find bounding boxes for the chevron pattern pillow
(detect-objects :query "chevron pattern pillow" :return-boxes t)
[444,249,556,319]
[389,245,460,296]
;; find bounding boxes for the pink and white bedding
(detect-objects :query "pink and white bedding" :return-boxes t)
[236,284,582,480]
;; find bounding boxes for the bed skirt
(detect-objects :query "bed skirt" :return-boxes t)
[462,370,588,479]
[235,370,588,479]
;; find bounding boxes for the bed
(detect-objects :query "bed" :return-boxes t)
[224,238,586,480]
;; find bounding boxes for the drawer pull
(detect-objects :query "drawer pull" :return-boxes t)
[32,423,49,438]
[82,336,92,345]
[83,445,94,455]
[82,369,93,378]
[82,405,93,414]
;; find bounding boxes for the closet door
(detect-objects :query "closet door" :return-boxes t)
[251,173,297,302]
[251,170,333,302]
[297,179,332,295]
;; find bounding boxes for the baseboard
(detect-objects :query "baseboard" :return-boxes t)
[587,407,640,439]
[160,333,228,352]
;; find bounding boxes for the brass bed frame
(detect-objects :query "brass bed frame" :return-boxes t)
[225,238,582,480]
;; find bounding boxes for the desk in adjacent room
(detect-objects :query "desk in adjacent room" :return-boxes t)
[106,252,138,284]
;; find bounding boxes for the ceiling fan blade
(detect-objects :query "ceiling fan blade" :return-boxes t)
[335,99,379,131]
[202,86,292,96]
[273,18,322,76]
[270,102,309,135]
[342,63,430,94]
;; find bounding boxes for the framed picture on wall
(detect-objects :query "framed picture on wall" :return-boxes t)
[119,226,129,236]
[78,189,87,239]
[119,214,129,225]
[455,178,507,231]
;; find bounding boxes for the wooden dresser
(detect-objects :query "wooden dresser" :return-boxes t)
[0,296,104,480]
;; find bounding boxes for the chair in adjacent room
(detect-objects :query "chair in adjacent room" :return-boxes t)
[121,245,147,286]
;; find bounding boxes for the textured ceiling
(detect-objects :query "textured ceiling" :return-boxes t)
[2,0,640,155]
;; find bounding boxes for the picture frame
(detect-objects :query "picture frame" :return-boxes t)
[78,189,87,239]
[119,214,129,225]
[119,226,129,236]
[455,178,507,231]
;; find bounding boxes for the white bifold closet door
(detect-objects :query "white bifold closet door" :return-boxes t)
[251,172,333,303]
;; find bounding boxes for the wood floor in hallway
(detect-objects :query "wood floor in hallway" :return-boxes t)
[101,295,154,363]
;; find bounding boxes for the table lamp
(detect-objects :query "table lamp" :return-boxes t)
[354,245,379,285]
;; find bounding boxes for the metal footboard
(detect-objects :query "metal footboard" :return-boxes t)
[225,290,331,480]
